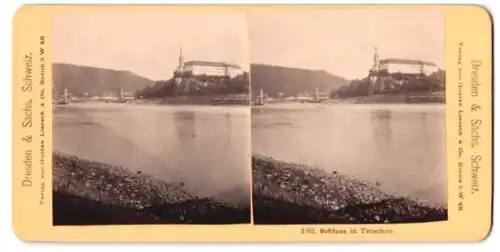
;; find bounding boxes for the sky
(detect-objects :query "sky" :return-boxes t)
[248,8,444,80]
[52,11,249,81]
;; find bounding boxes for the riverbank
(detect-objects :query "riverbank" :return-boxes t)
[53,152,250,225]
[327,92,445,104]
[252,154,447,224]
[160,95,249,106]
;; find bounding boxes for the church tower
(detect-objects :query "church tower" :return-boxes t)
[174,45,185,89]
[369,46,380,95]
[373,46,380,71]
[177,46,184,72]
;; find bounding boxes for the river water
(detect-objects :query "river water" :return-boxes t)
[53,102,251,205]
[54,102,446,207]
[252,103,447,207]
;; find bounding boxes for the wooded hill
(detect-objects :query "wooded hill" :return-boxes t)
[53,63,154,96]
[249,64,349,97]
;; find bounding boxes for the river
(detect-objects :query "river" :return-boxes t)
[252,103,447,207]
[53,102,251,205]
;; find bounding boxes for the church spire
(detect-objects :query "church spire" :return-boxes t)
[176,45,184,74]
[178,46,184,67]
[374,46,379,66]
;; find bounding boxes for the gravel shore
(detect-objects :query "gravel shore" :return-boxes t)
[53,152,250,225]
[252,154,447,224]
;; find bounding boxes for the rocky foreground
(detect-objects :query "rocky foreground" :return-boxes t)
[52,152,250,225]
[252,154,447,224]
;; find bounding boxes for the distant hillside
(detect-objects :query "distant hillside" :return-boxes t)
[250,64,349,97]
[53,63,155,96]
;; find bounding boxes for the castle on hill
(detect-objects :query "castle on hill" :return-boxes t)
[368,47,440,93]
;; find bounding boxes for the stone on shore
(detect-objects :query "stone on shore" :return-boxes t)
[52,152,251,224]
[252,154,447,224]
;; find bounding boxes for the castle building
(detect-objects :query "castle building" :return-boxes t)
[183,61,243,78]
[174,46,243,79]
[369,47,439,93]
[370,47,439,76]
[379,58,439,76]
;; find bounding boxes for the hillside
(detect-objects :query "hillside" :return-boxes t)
[333,69,446,98]
[250,64,349,97]
[429,69,445,83]
[135,73,250,99]
[53,63,155,96]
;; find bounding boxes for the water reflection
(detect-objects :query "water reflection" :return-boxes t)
[252,103,446,206]
[53,103,250,205]
[370,109,393,158]
[225,113,233,148]
[419,112,431,151]
[174,110,196,143]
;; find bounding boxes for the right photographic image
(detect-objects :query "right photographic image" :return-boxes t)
[249,8,447,224]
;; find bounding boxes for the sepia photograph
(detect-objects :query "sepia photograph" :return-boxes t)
[51,11,251,225]
[249,9,447,224]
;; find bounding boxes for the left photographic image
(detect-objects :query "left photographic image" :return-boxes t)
[51,10,251,225]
